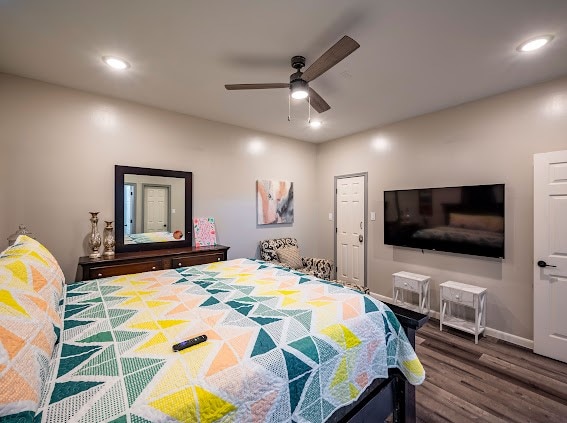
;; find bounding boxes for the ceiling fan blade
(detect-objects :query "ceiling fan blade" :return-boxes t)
[302,36,360,82]
[307,88,331,113]
[225,83,289,90]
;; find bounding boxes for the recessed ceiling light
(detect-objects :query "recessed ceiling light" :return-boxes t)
[310,120,322,128]
[102,56,130,70]
[517,35,554,53]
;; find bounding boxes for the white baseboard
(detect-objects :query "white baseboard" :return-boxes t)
[369,292,534,350]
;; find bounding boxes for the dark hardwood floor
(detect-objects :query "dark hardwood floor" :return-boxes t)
[414,320,567,423]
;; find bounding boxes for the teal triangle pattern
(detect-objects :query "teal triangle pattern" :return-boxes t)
[114,331,147,343]
[64,304,91,318]
[75,303,106,319]
[251,328,277,357]
[303,370,321,408]
[322,399,336,420]
[314,338,339,363]
[124,363,164,406]
[289,337,319,364]
[250,316,281,326]
[173,277,188,284]
[80,297,103,303]
[110,416,128,423]
[201,296,220,306]
[298,277,311,284]
[66,291,88,298]
[64,319,94,330]
[364,296,379,313]
[100,285,123,296]
[300,398,323,423]
[289,372,311,413]
[121,357,164,376]
[79,331,114,343]
[283,350,312,380]
[58,344,102,377]
[130,416,153,423]
[108,309,137,327]
[295,311,312,331]
[49,381,103,404]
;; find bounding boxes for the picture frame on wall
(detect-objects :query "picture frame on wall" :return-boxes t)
[256,180,294,225]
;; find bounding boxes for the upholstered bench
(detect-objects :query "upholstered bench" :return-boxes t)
[259,237,333,280]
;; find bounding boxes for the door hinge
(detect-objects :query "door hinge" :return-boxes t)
[335,228,338,233]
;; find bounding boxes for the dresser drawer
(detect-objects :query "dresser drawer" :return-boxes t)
[441,287,475,307]
[393,275,419,292]
[172,252,224,268]
[89,260,163,279]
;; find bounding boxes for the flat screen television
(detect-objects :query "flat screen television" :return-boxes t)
[384,184,505,258]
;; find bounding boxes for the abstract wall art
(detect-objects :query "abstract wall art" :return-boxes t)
[256,180,294,225]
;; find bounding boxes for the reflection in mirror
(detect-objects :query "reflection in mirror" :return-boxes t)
[115,166,192,253]
[123,174,185,245]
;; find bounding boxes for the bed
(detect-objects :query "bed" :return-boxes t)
[1,236,427,422]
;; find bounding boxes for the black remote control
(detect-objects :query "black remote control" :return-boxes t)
[172,335,207,352]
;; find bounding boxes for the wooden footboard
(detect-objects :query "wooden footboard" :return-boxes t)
[336,303,428,423]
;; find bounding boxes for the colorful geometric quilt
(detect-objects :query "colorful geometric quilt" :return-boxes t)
[37,259,424,422]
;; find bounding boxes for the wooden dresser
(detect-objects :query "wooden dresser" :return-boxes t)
[76,245,230,282]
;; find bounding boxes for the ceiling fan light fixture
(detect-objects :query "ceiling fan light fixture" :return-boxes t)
[310,120,322,128]
[290,79,309,99]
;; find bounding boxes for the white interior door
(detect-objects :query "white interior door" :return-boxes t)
[124,184,135,235]
[336,175,365,286]
[144,186,169,233]
[534,150,567,363]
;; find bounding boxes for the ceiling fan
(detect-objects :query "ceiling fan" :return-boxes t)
[225,36,360,114]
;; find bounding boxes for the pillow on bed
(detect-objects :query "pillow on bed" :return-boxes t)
[449,213,504,233]
[0,235,64,332]
[0,284,58,420]
[276,246,303,269]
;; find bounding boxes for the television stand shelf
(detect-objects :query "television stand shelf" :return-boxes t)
[439,281,487,344]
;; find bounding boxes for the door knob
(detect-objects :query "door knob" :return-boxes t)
[359,234,363,242]
[537,260,556,268]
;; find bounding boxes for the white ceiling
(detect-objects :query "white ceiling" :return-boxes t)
[1,0,567,143]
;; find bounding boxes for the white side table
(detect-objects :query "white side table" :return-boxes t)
[439,281,487,344]
[392,271,431,314]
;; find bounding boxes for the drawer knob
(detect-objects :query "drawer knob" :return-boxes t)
[97,273,102,277]
[152,266,156,270]
[217,258,221,261]
[404,282,408,286]
[455,295,460,300]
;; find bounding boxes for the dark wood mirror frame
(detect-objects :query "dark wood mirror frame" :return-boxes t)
[115,165,193,253]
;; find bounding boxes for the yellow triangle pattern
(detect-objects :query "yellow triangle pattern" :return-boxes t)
[330,357,348,387]
[349,383,359,399]
[136,332,168,352]
[321,324,361,350]
[150,387,197,422]
[5,261,28,283]
[0,289,29,317]
[195,386,237,423]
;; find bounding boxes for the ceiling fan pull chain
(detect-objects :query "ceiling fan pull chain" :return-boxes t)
[288,94,291,122]
[308,96,311,123]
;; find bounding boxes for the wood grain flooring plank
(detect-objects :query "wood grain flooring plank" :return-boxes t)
[418,347,563,422]
[421,322,567,380]
[479,353,567,401]
[417,385,479,423]
[415,321,567,422]
[419,380,507,423]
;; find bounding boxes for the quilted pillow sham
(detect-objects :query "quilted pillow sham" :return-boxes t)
[276,245,303,269]
[0,280,58,420]
[0,235,64,333]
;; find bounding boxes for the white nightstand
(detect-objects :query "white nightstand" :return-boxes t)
[439,281,487,344]
[392,271,431,314]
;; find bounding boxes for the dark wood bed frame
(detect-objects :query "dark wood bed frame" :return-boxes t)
[335,303,428,423]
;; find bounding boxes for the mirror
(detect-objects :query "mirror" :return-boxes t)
[115,165,193,252]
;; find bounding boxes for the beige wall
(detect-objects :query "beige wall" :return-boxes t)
[317,76,567,340]
[0,73,318,281]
